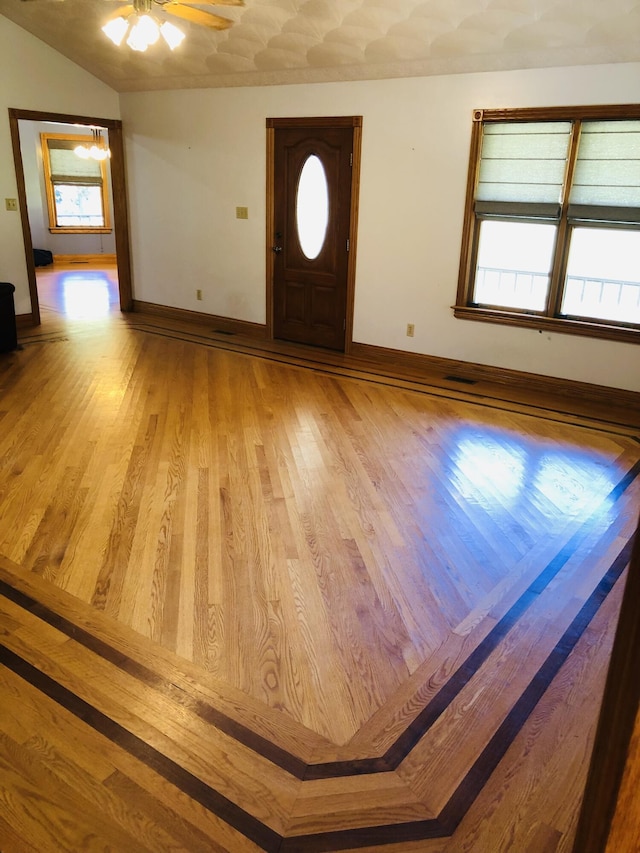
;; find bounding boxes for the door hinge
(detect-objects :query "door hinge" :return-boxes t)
[350,152,353,167]
[346,238,350,252]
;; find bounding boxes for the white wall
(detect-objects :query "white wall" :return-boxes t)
[0,16,119,314]
[121,62,640,392]
[1,11,637,393]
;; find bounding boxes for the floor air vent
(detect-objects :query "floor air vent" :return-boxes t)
[212,329,235,335]
[444,375,478,385]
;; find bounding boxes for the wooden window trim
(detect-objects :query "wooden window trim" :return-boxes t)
[454,104,640,345]
[41,132,112,234]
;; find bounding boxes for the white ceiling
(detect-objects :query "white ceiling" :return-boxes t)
[1,0,640,93]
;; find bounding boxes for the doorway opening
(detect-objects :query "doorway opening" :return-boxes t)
[8,108,133,328]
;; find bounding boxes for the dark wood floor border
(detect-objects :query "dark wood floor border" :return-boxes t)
[571,510,640,853]
[349,341,640,417]
[121,300,640,427]
[306,461,640,778]
[0,643,282,853]
[0,578,308,780]
[131,301,268,339]
[125,321,640,436]
[0,537,631,852]
[0,460,637,785]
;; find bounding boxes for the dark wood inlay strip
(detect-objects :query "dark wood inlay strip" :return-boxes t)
[281,538,634,851]
[0,537,632,851]
[1,459,637,786]
[0,643,283,853]
[439,536,634,831]
[306,461,640,778]
[0,579,308,780]
[128,322,639,437]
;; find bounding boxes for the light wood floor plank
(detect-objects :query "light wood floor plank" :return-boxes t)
[0,264,637,851]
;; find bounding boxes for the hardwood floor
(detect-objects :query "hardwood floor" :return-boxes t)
[0,264,638,851]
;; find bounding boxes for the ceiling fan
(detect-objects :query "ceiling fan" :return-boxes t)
[101,0,244,49]
[21,0,244,50]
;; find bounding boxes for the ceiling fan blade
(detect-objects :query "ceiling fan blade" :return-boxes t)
[99,0,243,5]
[103,3,134,19]
[162,3,232,30]
[160,0,243,5]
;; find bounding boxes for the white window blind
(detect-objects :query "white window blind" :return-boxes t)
[475,121,572,217]
[569,120,640,224]
[47,138,102,184]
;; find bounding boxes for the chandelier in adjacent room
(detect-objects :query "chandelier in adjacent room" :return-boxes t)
[74,128,110,160]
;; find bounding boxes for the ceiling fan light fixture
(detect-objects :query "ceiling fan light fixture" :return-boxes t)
[102,15,129,47]
[160,20,185,50]
[102,0,232,52]
[126,14,161,51]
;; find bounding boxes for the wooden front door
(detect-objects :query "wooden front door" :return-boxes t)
[268,118,361,352]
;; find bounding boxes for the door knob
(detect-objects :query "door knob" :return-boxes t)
[272,245,283,253]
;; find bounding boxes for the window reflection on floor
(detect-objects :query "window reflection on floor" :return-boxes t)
[450,427,615,519]
[36,265,119,321]
[59,273,112,319]
[451,434,526,506]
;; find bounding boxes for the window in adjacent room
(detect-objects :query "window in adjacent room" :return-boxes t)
[454,106,640,343]
[40,132,112,233]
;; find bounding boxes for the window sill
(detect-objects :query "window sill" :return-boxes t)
[49,227,112,235]
[453,305,640,345]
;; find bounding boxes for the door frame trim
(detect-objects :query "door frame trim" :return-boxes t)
[265,116,362,354]
[8,108,133,325]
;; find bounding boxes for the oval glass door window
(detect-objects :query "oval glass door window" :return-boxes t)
[296,155,329,260]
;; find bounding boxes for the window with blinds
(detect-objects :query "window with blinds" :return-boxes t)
[569,120,640,224]
[475,121,572,218]
[455,106,640,342]
[41,133,111,232]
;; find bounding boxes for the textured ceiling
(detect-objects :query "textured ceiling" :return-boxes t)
[1,0,640,92]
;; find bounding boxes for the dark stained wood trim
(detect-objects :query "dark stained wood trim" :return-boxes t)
[132,299,268,338]
[7,108,133,320]
[100,120,133,312]
[571,517,640,853]
[15,313,33,329]
[455,115,482,309]
[265,124,276,340]
[124,303,640,431]
[344,120,362,356]
[116,315,640,437]
[453,305,640,346]
[266,116,363,129]
[53,254,117,264]
[8,108,123,128]
[8,109,38,326]
[477,104,640,123]
[350,340,640,422]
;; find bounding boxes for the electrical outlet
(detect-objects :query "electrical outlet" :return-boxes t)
[406,323,415,337]
[5,198,17,211]
[236,206,249,220]
[196,289,203,301]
